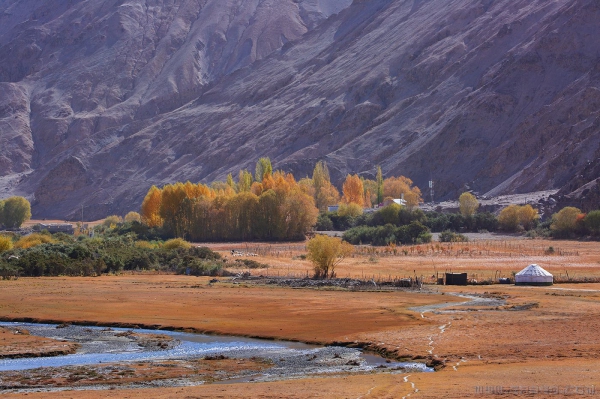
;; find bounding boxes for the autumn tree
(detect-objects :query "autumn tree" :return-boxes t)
[103,215,123,227]
[517,205,539,230]
[498,205,519,231]
[226,173,237,191]
[139,160,318,242]
[337,202,363,217]
[0,235,13,253]
[160,183,189,237]
[281,189,319,240]
[362,179,378,207]
[124,211,141,223]
[342,174,364,206]
[1,196,31,229]
[458,192,479,217]
[551,207,582,236]
[312,161,340,211]
[255,157,273,182]
[238,169,253,192]
[383,176,422,208]
[306,235,354,279]
[141,185,163,227]
[298,177,316,197]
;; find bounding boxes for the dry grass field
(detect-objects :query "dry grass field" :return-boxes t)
[1,237,600,398]
[207,237,600,282]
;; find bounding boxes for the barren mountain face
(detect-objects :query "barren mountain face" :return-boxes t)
[0,0,598,218]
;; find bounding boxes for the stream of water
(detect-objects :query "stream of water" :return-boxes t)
[0,322,432,375]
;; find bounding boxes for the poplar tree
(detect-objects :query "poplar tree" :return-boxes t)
[376,166,384,205]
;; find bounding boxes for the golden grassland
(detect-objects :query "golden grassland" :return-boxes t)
[206,237,600,281]
[1,238,599,398]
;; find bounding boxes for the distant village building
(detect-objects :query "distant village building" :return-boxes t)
[327,205,339,212]
[380,198,407,207]
[35,223,75,235]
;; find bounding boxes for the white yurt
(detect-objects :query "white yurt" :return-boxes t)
[515,264,553,286]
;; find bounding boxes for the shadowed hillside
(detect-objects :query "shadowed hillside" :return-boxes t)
[0,0,598,218]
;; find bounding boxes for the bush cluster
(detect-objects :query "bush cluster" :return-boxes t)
[0,233,222,277]
[317,204,498,234]
[438,231,469,242]
[343,222,431,246]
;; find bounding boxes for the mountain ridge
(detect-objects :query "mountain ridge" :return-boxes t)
[0,0,598,218]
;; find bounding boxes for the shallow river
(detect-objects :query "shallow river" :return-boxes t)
[0,322,432,376]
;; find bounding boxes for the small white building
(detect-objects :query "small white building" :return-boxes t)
[515,264,553,286]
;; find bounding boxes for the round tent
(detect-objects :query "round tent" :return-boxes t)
[515,264,553,286]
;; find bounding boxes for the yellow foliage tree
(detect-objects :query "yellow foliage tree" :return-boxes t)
[237,169,253,192]
[103,215,123,227]
[342,174,364,206]
[163,238,192,250]
[458,192,479,217]
[15,233,55,249]
[337,202,363,217]
[124,211,142,223]
[306,235,354,279]
[518,205,539,230]
[498,205,520,231]
[311,161,340,211]
[0,235,13,253]
[551,207,582,234]
[499,204,540,231]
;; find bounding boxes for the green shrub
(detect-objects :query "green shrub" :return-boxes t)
[439,230,469,242]
[233,259,269,269]
[315,214,334,231]
[343,221,430,246]
[584,210,600,235]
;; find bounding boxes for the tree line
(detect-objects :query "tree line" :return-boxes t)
[139,158,424,241]
[141,158,318,241]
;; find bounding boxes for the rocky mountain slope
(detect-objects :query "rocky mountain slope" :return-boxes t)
[0,0,598,218]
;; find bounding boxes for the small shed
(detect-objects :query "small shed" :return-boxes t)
[445,272,468,286]
[515,264,553,286]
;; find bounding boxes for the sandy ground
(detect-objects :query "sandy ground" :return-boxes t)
[1,238,600,397]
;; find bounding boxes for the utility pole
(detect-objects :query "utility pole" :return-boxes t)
[429,178,434,203]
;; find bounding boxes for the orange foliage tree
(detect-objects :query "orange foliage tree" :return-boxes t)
[342,174,364,206]
[140,186,163,228]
